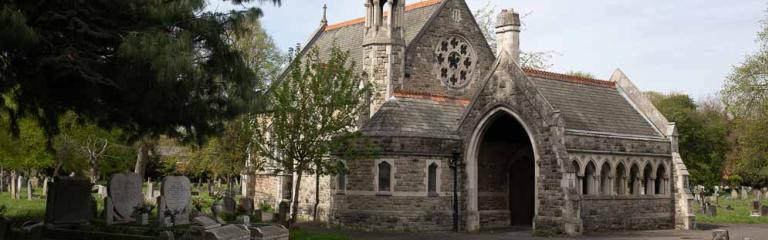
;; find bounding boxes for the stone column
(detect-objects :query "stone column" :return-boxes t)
[648,178,656,195]
[607,176,614,196]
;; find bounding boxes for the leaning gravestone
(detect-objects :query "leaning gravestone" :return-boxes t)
[106,172,143,224]
[157,176,192,226]
[44,177,95,225]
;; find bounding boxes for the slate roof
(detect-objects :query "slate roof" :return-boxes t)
[297,0,661,138]
[361,96,465,139]
[524,70,660,137]
[308,0,442,73]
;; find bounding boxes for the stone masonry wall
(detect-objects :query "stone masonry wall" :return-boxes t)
[580,196,674,231]
[403,0,496,99]
[248,173,281,208]
[296,174,332,222]
[329,135,460,231]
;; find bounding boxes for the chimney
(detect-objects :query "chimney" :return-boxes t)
[495,9,521,64]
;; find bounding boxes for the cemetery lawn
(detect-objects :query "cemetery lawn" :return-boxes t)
[694,198,768,224]
[0,191,46,221]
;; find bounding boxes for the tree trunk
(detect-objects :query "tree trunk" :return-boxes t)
[290,171,303,224]
[313,172,319,221]
[89,157,100,184]
[134,142,149,180]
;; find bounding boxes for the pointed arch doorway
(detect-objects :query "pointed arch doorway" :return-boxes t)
[466,107,539,231]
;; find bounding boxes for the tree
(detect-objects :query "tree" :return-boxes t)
[0,0,280,180]
[55,111,135,182]
[474,2,555,70]
[253,46,371,223]
[648,92,729,187]
[721,8,768,187]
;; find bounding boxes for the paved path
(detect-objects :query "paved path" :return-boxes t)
[301,223,768,240]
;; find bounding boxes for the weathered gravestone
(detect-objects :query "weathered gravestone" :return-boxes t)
[278,201,289,227]
[754,190,762,201]
[751,200,761,217]
[223,196,237,214]
[145,181,154,203]
[158,176,192,226]
[731,190,738,199]
[106,172,143,224]
[712,229,729,240]
[204,224,250,240]
[741,186,749,200]
[44,177,95,225]
[239,197,254,215]
[762,205,768,216]
[193,215,221,230]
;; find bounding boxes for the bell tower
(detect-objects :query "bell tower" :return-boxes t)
[362,0,406,117]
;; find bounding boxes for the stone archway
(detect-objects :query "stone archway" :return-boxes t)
[466,107,539,230]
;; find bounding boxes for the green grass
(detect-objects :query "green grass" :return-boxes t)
[694,197,768,224]
[290,229,349,240]
[0,187,47,221]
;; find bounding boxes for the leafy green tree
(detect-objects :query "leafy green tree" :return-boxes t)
[0,0,279,180]
[648,92,729,187]
[253,46,371,223]
[721,8,768,187]
[54,112,135,182]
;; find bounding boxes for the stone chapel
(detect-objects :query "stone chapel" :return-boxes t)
[243,0,695,235]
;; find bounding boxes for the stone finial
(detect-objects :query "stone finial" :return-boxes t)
[321,4,328,25]
[496,8,521,28]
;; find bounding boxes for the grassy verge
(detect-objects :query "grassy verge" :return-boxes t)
[693,197,768,224]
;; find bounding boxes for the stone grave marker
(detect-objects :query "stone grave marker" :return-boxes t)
[193,215,222,230]
[762,205,768,216]
[251,224,289,240]
[44,176,95,225]
[741,186,749,200]
[712,229,729,240]
[239,197,254,215]
[105,172,143,224]
[145,181,154,202]
[754,189,762,200]
[278,201,289,227]
[223,196,237,214]
[157,176,192,226]
[203,224,250,240]
[731,189,738,199]
[707,205,717,216]
[95,184,108,199]
[26,179,32,200]
[751,200,761,217]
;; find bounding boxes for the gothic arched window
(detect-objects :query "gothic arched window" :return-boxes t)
[378,161,391,192]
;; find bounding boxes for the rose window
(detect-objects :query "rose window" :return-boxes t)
[434,36,476,88]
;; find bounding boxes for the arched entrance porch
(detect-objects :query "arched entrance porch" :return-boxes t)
[466,107,539,231]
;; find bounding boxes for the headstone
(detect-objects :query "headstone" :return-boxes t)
[105,172,143,225]
[203,224,250,240]
[761,205,768,216]
[42,177,49,196]
[251,224,289,240]
[239,197,254,215]
[236,215,250,227]
[751,200,761,217]
[146,182,154,202]
[26,179,32,200]
[731,190,739,199]
[193,215,221,230]
[741,186,748,200]
[277,201,289,227]
[157,176,191,226]
[708,205,717,216]
[754,190,762,201]
[44,176,95,225]
[223,196,237,214]
[712,229,729,240]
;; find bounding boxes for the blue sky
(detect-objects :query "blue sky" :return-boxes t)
[207,0,766,99]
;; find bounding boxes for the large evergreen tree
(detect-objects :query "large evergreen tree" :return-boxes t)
[0,0,279,179]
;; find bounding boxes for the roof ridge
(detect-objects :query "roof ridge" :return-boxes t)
[393,89,470,105]
[522,68,616,88]
[325,0,443,31]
